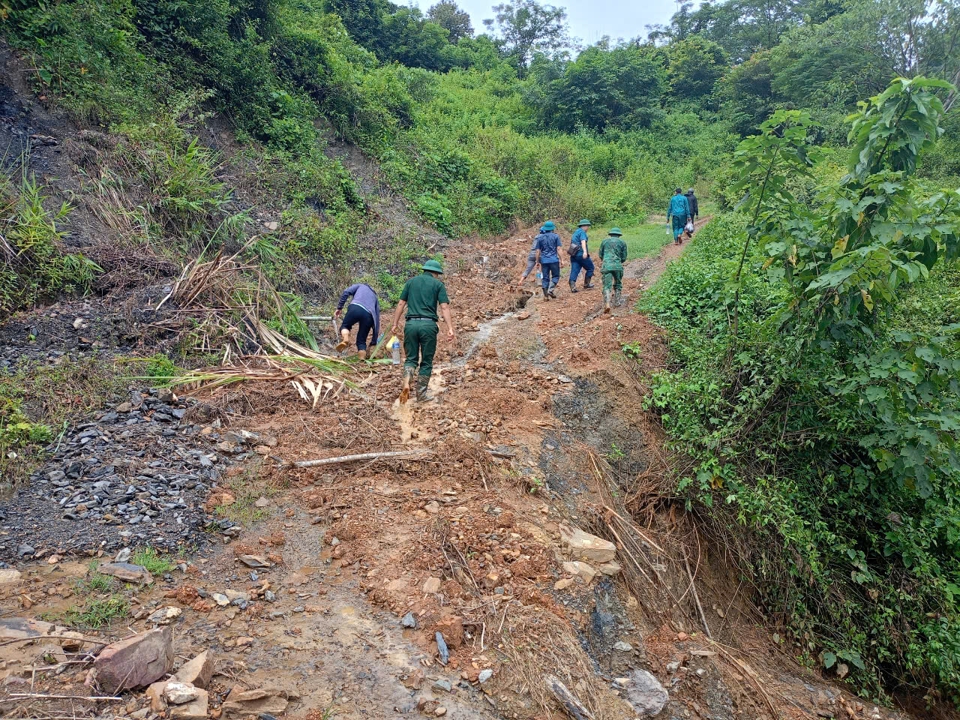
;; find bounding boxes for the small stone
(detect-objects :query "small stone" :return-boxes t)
[212,593,230,607]
[624,669,668,717]
[553,578,573,591]
[147,606,182,625]
[665,661,681,673]
[677,632,689,642]
[263,221,280,231]
[562,561,597,583]
[169,688,208,720]
[597,561,622,576]
[164,681,199,705]
[238,554,272,568]
[613,641,633,652]
[560,523,617,563]
[478,669,493,684]
[98,562,152,584]
[425,501,440,515]
[435,708,447,717]
[16,544,35,558]
[423,577,442,594]
[115,548,132,563]
[402,612,417,628]
[0,569,23,585]
[433,679,452,692]
[254,497,271,508]
[172,651,214,689]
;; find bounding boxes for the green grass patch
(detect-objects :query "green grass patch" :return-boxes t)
[61,595,129,629]
[130,547,174,575]
[213,460,278,526]
[591,223,673,261]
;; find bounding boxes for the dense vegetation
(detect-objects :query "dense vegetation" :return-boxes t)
[2,0,960,706]
[645,80,960,702]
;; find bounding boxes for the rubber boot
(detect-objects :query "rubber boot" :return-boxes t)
[614,289,623,307]
[416,375,434,403]
[569,281,578,294]
[357,349,367,360]
[399,366,415,404]
[603,290,612,314]
[548,285,557,299]
[542,287,550,301]
[335,330,349,353]
[583,279,595,290]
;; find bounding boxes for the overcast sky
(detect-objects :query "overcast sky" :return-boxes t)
[420,0,684,45]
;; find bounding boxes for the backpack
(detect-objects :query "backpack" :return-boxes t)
[567,241,581,257]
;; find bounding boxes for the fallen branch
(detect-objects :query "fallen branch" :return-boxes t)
[684,551,712,639]
[0,636,105,648]
[545,675,594,720]
[6,693,123,702]
[291,449,434,468]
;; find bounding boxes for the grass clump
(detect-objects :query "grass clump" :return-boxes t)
[61,595,129,630]
[130,547,175,575]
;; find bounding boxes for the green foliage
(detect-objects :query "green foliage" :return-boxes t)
[130,547,175,575]
[483,0,570,76]
[644,78,960,702]
[62,594,129,629]
[667,36,728,103]
[144,353,182,385]
[0,167,100,316]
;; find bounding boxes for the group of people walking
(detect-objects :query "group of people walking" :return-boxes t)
[333,188,699,401]
[668,188,699,245]
[517,219,627,313]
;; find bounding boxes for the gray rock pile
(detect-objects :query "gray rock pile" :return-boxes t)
[0,388,244,563]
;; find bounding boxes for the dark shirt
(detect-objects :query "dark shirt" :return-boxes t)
[534,232,562,264]
[685,191,699,217]
[400,272,450,321]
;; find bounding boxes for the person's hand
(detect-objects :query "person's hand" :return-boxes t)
[447,327,455,341]
[334,309,341,319]
[391,323,399,335]
[585,253,590,259]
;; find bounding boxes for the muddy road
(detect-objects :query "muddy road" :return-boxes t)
[0,229,908,720]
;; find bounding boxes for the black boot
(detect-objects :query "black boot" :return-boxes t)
[542,287,550,300]
[416,375,434,402]
[583,279,595,289]
[569,281,578,294]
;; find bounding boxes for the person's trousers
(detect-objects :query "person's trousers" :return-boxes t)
[672,216,686,239]
[569,254,595,284]
[602,268,623,293]
[541,261,560,290]
[340,303,375,350]
[403,319,438,377]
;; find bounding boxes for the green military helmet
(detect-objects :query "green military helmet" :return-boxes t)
[421,259,444,274]
[542,221,556,231]
[578,218,592,227]
[608,227,623,236]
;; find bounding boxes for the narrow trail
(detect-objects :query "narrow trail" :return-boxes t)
[0,225,912,720]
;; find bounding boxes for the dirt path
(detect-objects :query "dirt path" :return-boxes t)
[1,229,912,720]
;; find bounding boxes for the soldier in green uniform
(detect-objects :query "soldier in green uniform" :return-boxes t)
[390,259,455,402]
[598,227,628,313]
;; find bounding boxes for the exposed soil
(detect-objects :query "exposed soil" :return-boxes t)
[0,231,917,720]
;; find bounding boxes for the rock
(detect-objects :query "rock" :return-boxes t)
[115,548,132,563]
[560,524,617,564]
[613,641,633,652]
[478,669,493,684]
[402,612,418,628]
[238,554,272,568]
[254,497,271,507]
[212,593,230,607]
[222,688,289,716]
[435,707,447,717]
[169,689,209,720]
[433,679,452,692]
[624,669,668,717]
[0,569,22,585]
[263,221,280,231]
[598,561,622,576]
[16,543,35,558]
[562,561,598,584]
[147,606,182,625]
[424,501,440,515]
[98,562,152,584]
[423,577,442,594]
[146,681,169,712]
[173,651,214,689]
[165,681,200,705]
[93,627,174,693]
[665,661,681,673]
[553,578,574,591]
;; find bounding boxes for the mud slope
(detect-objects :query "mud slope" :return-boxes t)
[1,228,919,720]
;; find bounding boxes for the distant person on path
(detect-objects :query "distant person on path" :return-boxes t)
[534,221,562,300]
[334,282,380,360]
[568,219,595,293]
[667,188,691,245]
[685,188,699,222]
[390,260,455,403]
[516,226,544,288]
[599,227,628,313]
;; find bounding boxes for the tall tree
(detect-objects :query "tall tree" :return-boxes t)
[668,35,728,100]
[427,1,473,41]
[483,0,569,75]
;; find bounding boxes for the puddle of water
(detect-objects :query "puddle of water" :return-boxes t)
[455,312,515,366]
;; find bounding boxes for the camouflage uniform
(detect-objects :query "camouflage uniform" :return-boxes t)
[598,231,628,312]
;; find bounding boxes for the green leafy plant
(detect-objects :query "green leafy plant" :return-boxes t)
[130,547,174,575]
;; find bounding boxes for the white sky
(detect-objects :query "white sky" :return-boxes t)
[413,0,685,45]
